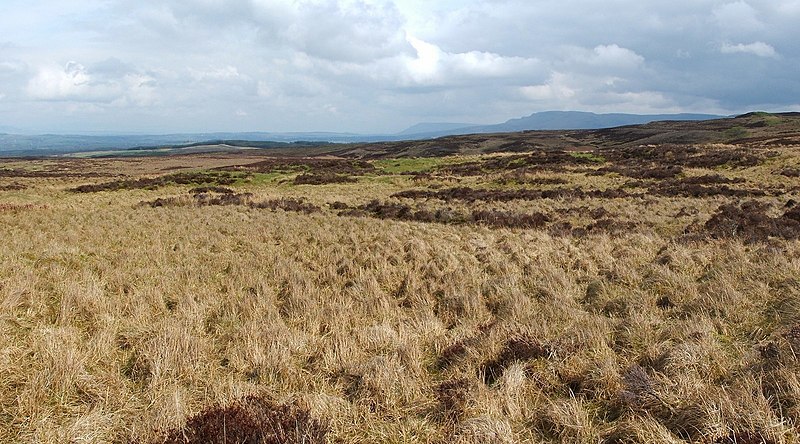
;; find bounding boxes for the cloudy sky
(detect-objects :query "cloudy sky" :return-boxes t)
[1,0,799,134]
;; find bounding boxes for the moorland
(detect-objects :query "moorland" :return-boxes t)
[1,112,800,443]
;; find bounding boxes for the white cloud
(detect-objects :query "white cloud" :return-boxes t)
[279,1,411,63]
[520,73,576,101]
[518,69,684,115]
[26,61,158,106]
[403,35,541,86]
[189,66,242,81]
[555,44,646,78]
[405,36,442,83]
[589,45,645,68]
[590,91,674,110]
[776,0,800,15]
[721,41,778,58]
[27,62,116,101]
[713,1,763,32]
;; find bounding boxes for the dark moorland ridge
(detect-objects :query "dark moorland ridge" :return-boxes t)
[326,112,800,159]
[1,111,798,158]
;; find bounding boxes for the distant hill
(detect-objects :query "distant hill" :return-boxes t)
[398,111,725,138]
[398,122,475,136]
[0,125,26,134]
[0,111,731,156]
[327,112,800,159]
[491,111,723,130]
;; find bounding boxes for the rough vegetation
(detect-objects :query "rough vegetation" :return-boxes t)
[154,396,327,444]
[2,113,800,443]
[70,171,243,192]
[692,200,800,242]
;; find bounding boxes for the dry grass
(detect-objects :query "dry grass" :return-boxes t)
[1,140,800,443]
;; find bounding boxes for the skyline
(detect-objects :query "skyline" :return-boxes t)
[1,0,799,134]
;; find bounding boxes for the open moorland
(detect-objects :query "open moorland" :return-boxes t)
[2,112,800,443]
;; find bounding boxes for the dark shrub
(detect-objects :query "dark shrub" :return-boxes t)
[190,186,235,194]
[436,378,473,422]
[471,210,550,229]
[250,198,320,214]
[155,395,327,444]
[700,200,800,242]
[72,171,241,193]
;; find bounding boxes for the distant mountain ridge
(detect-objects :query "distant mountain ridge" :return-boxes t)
[398,111,725,137]
[1,111,726,156]
[398,122,475,135]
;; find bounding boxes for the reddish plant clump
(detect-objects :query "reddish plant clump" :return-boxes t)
[435,378,474,424]
[190,186,235,194]
[0,182,27,191]
[71,171,241,192]
[470,210,550,229]
[0,203,41,212]
[223,158,375,177]
[392,186,635,203]
[152,395,327,444]
[250,198,321,214]
[778,168,800,178]
[329,201,349,210]
[698,200,800,243]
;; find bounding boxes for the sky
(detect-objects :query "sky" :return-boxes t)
[1,0,799,134]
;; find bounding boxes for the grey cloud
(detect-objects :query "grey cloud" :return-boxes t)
[720,42,778,58]
[2,0,799,133]
[280,1,412,63]
[109,1,412,64]
[25,61,159,107]
[89,58,138,79]
[713,1,763,33]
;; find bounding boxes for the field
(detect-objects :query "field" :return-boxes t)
[2,113,800,443]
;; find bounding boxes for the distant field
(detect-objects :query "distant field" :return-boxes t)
[2,113,800,443]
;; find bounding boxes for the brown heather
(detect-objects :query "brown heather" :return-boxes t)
[2,118,800,443]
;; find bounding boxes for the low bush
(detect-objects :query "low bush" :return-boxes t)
[154,395,327,444]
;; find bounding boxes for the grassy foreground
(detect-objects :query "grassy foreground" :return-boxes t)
[2,120,800,443]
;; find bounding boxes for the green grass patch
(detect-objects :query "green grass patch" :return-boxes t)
[569,152,606,163]
[373,157,449,174]
[724,126,749,139]
[239,172,293,186]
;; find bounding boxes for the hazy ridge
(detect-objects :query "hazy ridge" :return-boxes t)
[0,111,724,156]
